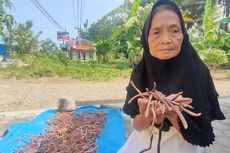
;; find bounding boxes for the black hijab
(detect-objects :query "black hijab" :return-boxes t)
[123,0,225,131]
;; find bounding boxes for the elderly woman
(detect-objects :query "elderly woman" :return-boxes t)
[118,0,225,153]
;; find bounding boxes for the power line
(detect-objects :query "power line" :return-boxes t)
[72,0,76,29]
[30,0,60,30]
[74,0,86,38]
[77,0,80,29]
[80,0,83,31]
[33,0,65,31]
[30,0,65,31]
[79,0,86,32]
[82,0,86,29]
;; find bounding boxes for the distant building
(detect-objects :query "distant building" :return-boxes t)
[67,39,96,60]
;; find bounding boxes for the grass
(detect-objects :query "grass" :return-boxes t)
[1,52,227,81]
[0,52,132,82]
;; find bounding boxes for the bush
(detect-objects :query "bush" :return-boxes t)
[204,49,228,66]
[0,53,132,81]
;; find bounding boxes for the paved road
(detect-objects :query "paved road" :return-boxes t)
[0,97,229,153]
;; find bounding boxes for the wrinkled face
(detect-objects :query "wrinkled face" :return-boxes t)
[148,9,183,60]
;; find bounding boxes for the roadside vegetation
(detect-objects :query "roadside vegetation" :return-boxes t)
[0,0,229,81]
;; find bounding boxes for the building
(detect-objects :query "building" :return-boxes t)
[67,39,96,60]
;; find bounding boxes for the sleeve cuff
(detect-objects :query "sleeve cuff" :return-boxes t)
[178,113,215,147]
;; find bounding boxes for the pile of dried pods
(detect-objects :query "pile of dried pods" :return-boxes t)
[16,111,106,153]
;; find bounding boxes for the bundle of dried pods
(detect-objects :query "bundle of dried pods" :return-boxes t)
[128,81,201,153]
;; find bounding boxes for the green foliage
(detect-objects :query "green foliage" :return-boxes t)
[187,0,229,66]
[0,52,131,81]
[205,29,230,48]
[81,0,153,66]
[83,13,125,42]
[227,50,230,61]
[94,40,112,62]
[188,26,229,64]
[40,38,59,53]
[204,49,228,66]
[81,8,125,63]
[129,0,141,17]
[215,16,230,24]
[140,0,156,6]
[113,2,152,67]
[111,32,128,59]
[0,0,14,34]
[3,20,42,56]
[203,0,214,32]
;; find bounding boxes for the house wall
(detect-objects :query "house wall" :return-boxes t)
[68,49,96,61]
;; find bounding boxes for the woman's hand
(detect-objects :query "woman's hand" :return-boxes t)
[137,98,152,117]
[133,94,189,132]
[132,98,153,131]
[134,98,168,131]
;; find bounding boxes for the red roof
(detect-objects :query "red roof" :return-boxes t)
[72,45,96,50]
[68,39,96,51]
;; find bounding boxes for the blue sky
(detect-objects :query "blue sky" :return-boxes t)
[8,0,124,44]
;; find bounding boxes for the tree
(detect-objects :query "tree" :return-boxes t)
[173,0,230,33]
[0,0,14,35]
[187,0,229,66]
[4,20,42,56]
[94,40,112,62]
[80,7,125,62]
[112,0,153,66]
[40,38,59,53]
[203,0,214,32]
[140,0,156,6]
[85,15,124,42]
[112,32,128,59]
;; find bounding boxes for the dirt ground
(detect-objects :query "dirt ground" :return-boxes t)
[0,72,229,112]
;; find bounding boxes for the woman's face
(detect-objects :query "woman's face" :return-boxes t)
[148,9,183,60]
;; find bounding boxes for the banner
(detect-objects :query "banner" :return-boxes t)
[57,31,69,41]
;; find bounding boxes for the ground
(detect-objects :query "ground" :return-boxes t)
[0,78,129,112]
[0,72,230,153]
[0,71,229,112]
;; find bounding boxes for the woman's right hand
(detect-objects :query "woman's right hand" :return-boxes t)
[132,98,153,131]
[138,98,166,124]
[137,98,151,117]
